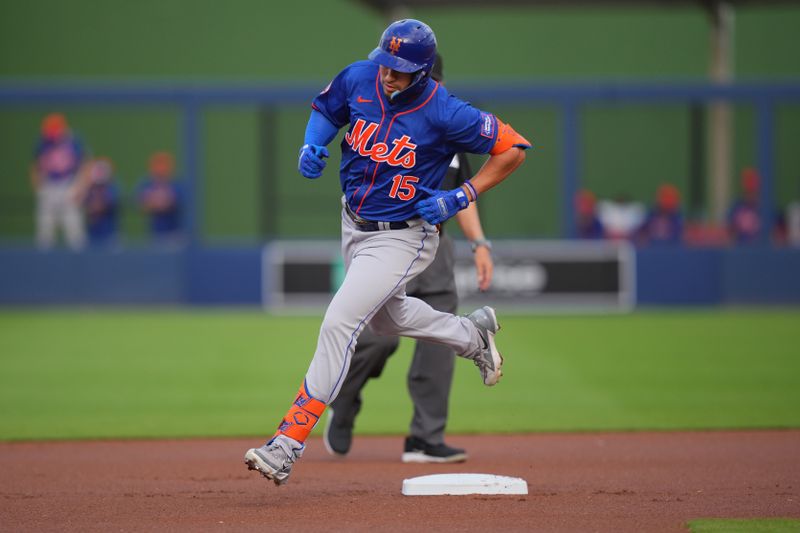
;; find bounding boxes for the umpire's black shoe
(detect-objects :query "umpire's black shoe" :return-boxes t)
[322,407,353,456]
[401,436,468,463]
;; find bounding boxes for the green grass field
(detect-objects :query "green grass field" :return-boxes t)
[689,518,800,532]
[1,308,799,441]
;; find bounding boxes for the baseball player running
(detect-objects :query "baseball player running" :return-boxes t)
[324,54,494,463]
[245,18,530,485]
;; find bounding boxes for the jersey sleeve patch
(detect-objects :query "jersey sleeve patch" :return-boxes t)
[480,112,496,138]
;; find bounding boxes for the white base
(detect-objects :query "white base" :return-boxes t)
[401,473,528,496]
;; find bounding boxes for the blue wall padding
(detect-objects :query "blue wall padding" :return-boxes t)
[1,246,798,306]
[636,248,724,305]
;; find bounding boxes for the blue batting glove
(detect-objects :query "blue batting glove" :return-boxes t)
[298,144,329,179]
[414,186,470,225]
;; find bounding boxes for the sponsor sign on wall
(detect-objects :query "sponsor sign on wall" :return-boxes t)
[263,240,634,312]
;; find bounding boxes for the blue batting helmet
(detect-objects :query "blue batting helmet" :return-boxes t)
[368,19,437,76]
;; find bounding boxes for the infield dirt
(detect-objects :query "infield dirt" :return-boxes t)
[1,430,798,532]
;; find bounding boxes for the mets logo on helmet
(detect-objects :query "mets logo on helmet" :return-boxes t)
[389,36,402,55]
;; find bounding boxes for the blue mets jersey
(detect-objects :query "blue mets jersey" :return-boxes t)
[34,136,84,183]
[312,60,499,222]
[136,178,184,237]
[85,182,120,245]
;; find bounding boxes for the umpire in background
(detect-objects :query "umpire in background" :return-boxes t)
[324,53,494,463]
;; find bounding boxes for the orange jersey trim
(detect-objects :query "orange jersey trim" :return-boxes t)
[489,118,531,156]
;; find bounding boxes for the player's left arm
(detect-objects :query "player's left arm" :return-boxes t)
[468,146,525,196]
[415,117,530,225]
[464,117,530,196]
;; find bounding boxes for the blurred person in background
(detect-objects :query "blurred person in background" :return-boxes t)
[639,183,683,246]
[82,157,121,249]
[727,167,762,244]
[575,189,605,239]
[323,53,494,464]
[726,167,787,245]
[136,151,184,244]
[597,193,646,241]
[29,112,89,250]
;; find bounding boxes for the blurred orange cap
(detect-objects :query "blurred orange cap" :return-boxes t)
[656,183,680,211]
[741,167,760,193]
[575,189,596,216]
[41,113,68,140]
[148,151,175,178]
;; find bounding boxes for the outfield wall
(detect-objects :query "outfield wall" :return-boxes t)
[2,3,800,242]
[2,245,799,307]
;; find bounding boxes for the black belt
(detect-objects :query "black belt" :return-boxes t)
[344,202,410,232]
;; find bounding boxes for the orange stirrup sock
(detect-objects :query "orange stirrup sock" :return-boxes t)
[273,380,327,444]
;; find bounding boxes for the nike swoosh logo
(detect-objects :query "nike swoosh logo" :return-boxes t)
[357,96,373,103]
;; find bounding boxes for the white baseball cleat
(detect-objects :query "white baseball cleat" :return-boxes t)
[465,306,503,386]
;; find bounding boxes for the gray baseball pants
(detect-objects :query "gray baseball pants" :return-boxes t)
[36,182,86,250]
[330,231,459,445]
[304,204,482,404]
